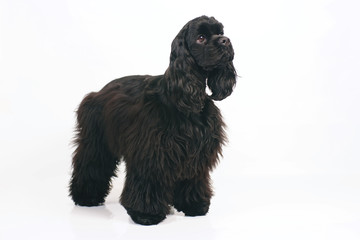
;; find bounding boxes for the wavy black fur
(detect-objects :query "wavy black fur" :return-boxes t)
[69,16,236,225]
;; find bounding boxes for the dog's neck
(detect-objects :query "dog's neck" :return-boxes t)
[162,66,208,114]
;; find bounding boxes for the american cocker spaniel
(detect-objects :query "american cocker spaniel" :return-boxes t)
[69,15,236,225]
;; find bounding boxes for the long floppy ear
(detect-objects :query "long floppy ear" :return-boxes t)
[207,61,237,100]
[165,22,206,113]
[169,24,190,62]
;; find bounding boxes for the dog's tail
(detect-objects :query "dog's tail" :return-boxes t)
[74,92,104,145]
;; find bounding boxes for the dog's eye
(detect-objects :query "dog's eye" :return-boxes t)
[197,35,206,44]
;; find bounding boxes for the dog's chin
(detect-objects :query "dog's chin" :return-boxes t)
[200,53,234,72]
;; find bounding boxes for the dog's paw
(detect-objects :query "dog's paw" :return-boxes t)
[126,208,166,225]
[73,198,104,207]
[175,201,210,217]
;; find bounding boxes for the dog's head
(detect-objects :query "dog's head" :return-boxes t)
[169,16,236,103]
[186,17,234,71]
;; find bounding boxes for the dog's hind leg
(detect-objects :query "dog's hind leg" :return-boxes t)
[69,93,119,206]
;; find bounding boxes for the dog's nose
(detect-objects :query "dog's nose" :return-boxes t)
[218,36,230,46]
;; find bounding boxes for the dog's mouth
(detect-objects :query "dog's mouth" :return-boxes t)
[206,44,234,70]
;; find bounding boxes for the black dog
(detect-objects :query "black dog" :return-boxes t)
[69,16,236,225]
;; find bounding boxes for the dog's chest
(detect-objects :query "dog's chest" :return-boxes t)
[159,113,218,176]
[175,120,206,153]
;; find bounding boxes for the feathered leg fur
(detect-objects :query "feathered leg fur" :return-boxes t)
[120,171,172,225]
[69,93,119,206]
[173,172,212,216]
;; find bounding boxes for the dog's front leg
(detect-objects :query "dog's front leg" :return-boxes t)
[120,173,171,225]
[173,171,212,216]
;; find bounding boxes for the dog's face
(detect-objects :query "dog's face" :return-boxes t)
[186,17,234,71]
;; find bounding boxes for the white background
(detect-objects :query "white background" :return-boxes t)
[1,0,359,239]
